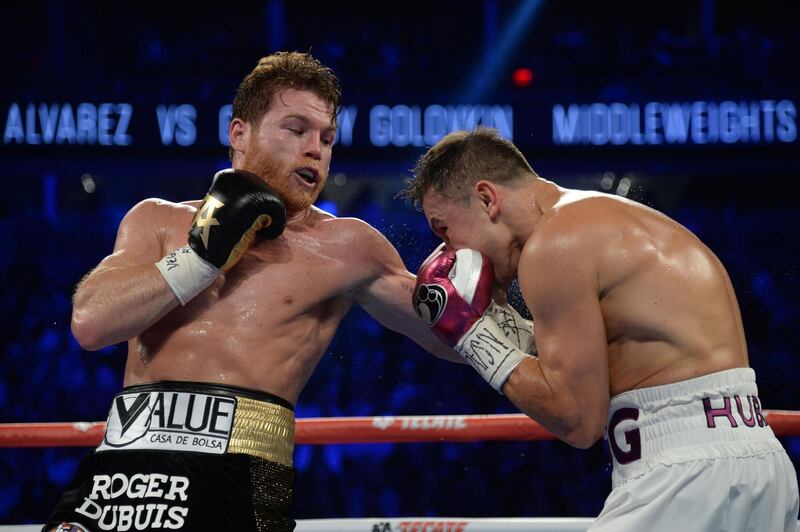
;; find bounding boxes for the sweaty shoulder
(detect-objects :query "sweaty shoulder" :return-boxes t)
[124,197,196,221]
[521,192,646,291]
[121,197,196,229]
[322,215,393,251]
[523,191,685,298]
[316,213,404,275]
[524,192,617,259]
[115,198,197,250]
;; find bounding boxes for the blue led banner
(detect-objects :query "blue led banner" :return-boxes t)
[2,98,796,152]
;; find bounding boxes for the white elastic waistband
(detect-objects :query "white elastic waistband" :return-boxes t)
[605,368,781,485]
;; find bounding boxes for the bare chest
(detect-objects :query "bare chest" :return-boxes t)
[162,221,362,326]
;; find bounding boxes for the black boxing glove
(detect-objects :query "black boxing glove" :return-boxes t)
[155,169,286,305]
[188,169,286,269]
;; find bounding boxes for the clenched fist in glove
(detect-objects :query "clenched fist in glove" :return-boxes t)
[413,245,535,392]
[155,169,286,305]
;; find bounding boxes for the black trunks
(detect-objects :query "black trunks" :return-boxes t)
[43,381,297,531]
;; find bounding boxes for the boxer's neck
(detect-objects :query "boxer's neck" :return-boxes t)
[502,178,562,245]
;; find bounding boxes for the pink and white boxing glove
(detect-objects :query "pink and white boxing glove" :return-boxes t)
[413,245,533,392]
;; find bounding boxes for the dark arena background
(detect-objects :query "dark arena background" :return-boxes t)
[1,0,799,527]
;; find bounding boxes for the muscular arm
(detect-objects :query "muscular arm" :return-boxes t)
[503,232,610,448]
[71,199,180,350]
[351,227,463,364]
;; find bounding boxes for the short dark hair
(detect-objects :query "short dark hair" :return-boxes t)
[229,51,342,158]
[402,127,536,207]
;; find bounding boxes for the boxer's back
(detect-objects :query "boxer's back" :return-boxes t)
[552,192,749,396]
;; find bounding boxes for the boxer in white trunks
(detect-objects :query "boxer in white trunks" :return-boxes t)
[406,127,799,532]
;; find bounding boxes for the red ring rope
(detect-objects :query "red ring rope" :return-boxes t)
[0,411,798,448]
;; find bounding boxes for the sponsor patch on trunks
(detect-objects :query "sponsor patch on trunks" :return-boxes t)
[97,390,236,454]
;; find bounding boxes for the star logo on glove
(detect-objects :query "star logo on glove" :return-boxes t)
[193,195,224,249]
[414,283,448,326]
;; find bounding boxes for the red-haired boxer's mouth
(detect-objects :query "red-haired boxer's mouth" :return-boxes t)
[293,167,320,189]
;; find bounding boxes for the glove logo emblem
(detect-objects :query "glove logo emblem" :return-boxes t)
[414,283,448,326]
[193,195,224,249]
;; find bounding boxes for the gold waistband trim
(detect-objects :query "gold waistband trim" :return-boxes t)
[228,395,295,467]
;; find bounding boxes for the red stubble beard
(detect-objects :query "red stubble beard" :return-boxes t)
[242,151,327,215]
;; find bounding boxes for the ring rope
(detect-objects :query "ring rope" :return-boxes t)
[1,411,798,448]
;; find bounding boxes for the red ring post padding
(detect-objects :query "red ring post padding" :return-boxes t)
[0,411,798,448]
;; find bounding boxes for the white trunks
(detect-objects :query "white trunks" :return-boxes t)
[591,368,799,532]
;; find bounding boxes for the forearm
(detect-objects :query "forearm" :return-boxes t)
[71,263,181,350]
[502,358,601,448]
[415,326,467,364]
[357,289,466,365]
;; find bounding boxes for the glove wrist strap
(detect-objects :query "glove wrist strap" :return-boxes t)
[485,302,537,354]
[155,245,220,305]
[455,315,532,393]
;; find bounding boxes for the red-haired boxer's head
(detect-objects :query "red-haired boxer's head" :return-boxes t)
[228,52,342,214]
